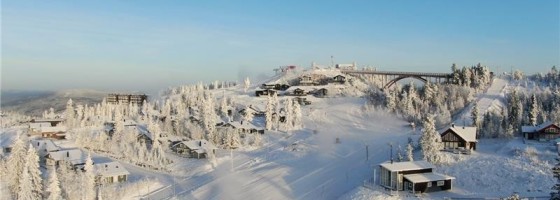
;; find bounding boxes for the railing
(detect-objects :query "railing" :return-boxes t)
[341,70,452,78]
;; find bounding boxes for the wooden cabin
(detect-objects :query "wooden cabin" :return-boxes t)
[299,75,316,86]
[255,89,278,97]
[522,121,560,141]
[440,125,478,151]
[40,126,67,140]
[332,75,346,84]
[379,160,455,193]
[314,88,328,98]
[171,139,217,159]
[93,162,130,184]
[293,88,306,96]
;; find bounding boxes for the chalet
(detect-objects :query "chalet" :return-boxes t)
[255,89,278,97]
[30,118,64,127]
[93,162,130,184]
[31,139,61,157]
[522,121,560,141]
[293,88,306,96]
[261,84,290,91]
[379,160,455,193]
[45,149,87,168]
[238,105,266,117]
[221,121,265,134]
[299,75,316,86]
[171,139,217,159]
[440,125,478,151]
[29,122,52,133]
[314,88,328,98]
[332,75,346,84]
[40,126,67,139]
[106,93,148,105]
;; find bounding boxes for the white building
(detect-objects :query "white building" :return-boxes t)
[93,162,130,184]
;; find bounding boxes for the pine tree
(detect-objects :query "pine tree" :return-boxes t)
[283,99,294,131]
[406,143,414,161]
[65,98,75,128]
[419,115,443,164]
[25,144,42,199]
[7,133,27,195]
[83,153,96,200]
[265,95,274,130]
[396,145,404,162]
[471,101,479,127]
[244,77,251,93]
[529,94,539,126]
[47,167,62,200]
[17,164,34,200]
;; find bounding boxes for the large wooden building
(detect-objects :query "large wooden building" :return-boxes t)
[106,94,148,105]
[379,160,455,193]
[522,121,560,141]
[440,125,478,151]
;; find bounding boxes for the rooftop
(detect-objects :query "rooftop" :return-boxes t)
[521,121,556,133]
[445,125,477,142]
[93,161,130,177]
[404,172,455,183]
[379,160,434,172]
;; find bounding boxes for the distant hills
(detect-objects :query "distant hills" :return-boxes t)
[1,89,107,116]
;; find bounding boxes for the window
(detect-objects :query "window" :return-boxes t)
[437,181,445,186]
[427,182,432,187]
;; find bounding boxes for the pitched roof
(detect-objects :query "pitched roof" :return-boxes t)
[47,149,86,165]
[173,139,217,153]
[30,139,61,152]
[444,126,477,142]
[93,162,129,177]
[225,121,264,131]
[39,126,67,133]
[29,122,52,129]
[380,160,434,172]
[522,121,557,133]
[403,172,455,183]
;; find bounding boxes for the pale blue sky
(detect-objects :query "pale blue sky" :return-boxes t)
[2,0,559,93]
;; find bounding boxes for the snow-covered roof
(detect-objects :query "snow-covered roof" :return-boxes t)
[29,122,52,129]
[125,124,153,140]
[173,139,217,152]
[31,139,60,152]
[47,149,87,165]
[226,121,264,131]
[93,162,129,177]
[521,121,556,133]
[0,133,17,148]
[403,172,455,183]
[380,161,434,172]
[32,118,64,123]
[39,126,67,133]
[445,126,477,142]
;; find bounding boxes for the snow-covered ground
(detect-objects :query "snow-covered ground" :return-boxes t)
[1,71,556,200]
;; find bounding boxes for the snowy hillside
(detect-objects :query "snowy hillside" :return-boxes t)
[1,89,107,116]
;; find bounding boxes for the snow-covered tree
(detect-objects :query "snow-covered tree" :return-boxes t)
[65,98,75,128]
[419,115,443,164]
[529,93,539,126]
[471,101,479,127]
[396,145,404,162]
[18,144,42,200]
[242,105,254,123]
[406,143,414,161]
[292,99,302,129]
[244,77,251,93]
[283,99,294,131]
[265,95,274,130]
[46,167,62,200]
[83,153,95,200]
[7,133,27,195]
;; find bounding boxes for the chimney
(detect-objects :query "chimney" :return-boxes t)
[66,151,69,157]
[241,120,244,125]
[199,141,202,146]
[451,123,455,128]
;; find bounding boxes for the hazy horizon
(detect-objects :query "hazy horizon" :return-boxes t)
[2,1,559,92]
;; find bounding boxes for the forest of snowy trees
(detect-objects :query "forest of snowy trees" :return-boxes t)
[368,63,493,128]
